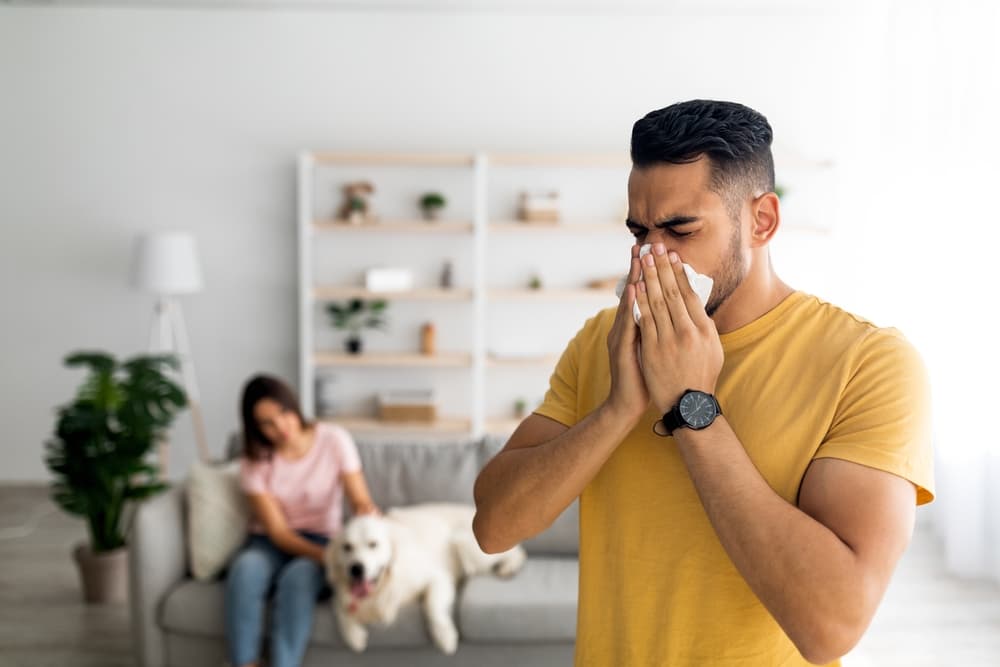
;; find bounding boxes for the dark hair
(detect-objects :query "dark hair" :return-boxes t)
[630,100,775,220]
[240,374,310,461]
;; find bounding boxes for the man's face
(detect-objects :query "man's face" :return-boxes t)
[626,157,748,316]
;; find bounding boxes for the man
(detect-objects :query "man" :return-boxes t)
[472,100,933,666]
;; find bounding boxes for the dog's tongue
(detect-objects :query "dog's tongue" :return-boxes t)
[350,580,372,598]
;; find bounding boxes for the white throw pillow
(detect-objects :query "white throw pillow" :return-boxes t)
[186,459,250,581]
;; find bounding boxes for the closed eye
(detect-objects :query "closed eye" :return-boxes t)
[626,216,699,241]
[368,541,377,549]
[627,225,694,240]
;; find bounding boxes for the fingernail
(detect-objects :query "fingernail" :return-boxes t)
[653,243,666,256]
[643,254,654,266]
[639,280,647,292]
[668,251,680,264]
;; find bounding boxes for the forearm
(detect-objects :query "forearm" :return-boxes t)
[473,403,636,553]
[675,417,870,663]
[269,529,326,563]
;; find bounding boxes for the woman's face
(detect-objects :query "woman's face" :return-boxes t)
[253,398,302,447]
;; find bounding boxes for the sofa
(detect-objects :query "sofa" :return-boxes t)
[129,434,580,667]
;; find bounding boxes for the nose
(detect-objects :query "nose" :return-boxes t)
[349,563,364,580]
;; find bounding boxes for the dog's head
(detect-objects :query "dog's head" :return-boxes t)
[326,514,393,602]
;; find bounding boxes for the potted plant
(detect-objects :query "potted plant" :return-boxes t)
[419,192,447,221]
[326,299,389,354]
[44,351,187,604]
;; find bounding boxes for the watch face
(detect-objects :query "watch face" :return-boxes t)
[679,391,717,429]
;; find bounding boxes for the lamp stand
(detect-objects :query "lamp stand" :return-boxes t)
[149,296,211,473]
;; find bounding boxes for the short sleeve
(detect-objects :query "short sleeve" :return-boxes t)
[332,425,362,475]
[534,323,584,427]
[239,457,269,495]
[813,328,935,505]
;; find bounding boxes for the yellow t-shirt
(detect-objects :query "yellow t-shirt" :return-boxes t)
[534,291,934,667]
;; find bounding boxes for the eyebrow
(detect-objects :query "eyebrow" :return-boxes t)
[625,216,701,230]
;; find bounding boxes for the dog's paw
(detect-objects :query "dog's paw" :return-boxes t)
[430,621,459,655]
[341,621,369,653]
[493,545,527,578]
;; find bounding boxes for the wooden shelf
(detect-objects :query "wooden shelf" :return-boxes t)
[311,152,474,167]
[315,352,471,367]
[313,220,474,233]
[487,354,559,368]
[489,221,624,233]
[489,288,616,301]
[323,416,472,435]
[313,287,473,301]
[488,152,628,168]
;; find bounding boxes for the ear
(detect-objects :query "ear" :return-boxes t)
[748,191,780,248]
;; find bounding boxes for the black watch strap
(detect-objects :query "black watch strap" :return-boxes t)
[660,406,685,435]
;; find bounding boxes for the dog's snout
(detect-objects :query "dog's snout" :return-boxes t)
[349,563,365,580]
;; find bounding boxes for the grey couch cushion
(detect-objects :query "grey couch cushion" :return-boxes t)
[353,436,491,509]
[458,557,578,643]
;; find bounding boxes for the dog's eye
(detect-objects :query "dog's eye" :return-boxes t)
[342,544,353,553]
[368,541,377,549]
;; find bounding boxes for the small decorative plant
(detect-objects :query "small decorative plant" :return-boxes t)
[419,192,447,221]
[326,299,389,354]
[514,398,528,418]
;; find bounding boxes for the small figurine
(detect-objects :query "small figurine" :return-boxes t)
[440,260,453,289]
[337,181,375,224]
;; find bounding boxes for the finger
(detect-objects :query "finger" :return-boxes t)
[671,251,707,325]
[621,283,638,345]
[655,248,694,332]
[634,274,659,344]
[629,251,642,284]
[639,245,672,335]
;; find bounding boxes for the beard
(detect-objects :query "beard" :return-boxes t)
[704,221,747,317]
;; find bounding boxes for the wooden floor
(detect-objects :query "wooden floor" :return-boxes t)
[1,485,998,667]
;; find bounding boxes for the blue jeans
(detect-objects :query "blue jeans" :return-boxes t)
[224,532,329,667]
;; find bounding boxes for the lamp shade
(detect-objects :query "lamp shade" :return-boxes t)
[130,231,203,295]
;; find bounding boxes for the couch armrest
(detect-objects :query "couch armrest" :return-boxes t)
[129,485,187,667]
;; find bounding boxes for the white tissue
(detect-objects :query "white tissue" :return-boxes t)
[614,244,714,324]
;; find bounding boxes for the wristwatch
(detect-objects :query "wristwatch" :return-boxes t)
[659,389,722,436]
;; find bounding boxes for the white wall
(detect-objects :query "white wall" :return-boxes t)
[0,1,907,480]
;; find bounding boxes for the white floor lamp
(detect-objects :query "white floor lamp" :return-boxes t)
[130,231,211,472]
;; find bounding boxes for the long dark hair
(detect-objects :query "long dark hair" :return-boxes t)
[240,374,311,461]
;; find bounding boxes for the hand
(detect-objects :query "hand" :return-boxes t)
[355,504,382,517]
[602,244,650,424]
[635,243,724,415]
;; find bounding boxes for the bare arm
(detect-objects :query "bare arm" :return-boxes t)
[246,493,326,563]
[474,247,652,553]
[342,470,380,516]
[675,421,915,664]
[474,405,646,553]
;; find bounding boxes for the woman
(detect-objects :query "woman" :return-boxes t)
[225,375,379,667]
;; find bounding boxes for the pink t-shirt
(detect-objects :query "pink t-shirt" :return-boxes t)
[239,422,362,537]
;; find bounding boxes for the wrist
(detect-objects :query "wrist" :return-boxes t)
[599,397,647,428]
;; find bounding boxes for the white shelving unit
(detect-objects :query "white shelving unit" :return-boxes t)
[298,150,630,437]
